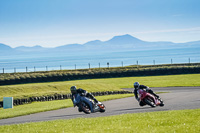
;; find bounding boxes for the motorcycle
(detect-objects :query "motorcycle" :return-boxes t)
[138,89,164,107]
[72,93,106,114]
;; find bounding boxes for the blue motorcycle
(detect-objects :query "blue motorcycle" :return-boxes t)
[72,93,106,114]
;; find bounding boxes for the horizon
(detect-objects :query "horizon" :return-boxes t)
[0,0,200,48]
[1,34,200,49]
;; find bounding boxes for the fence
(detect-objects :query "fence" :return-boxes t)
[1,64,200,86]
[1,62,115,73]
[0,58,195,73]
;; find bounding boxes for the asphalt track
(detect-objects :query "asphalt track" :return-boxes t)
[0,87,199,125]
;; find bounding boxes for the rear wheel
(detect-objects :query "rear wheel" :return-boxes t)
[144,98,156,107]
[80,102,91,114]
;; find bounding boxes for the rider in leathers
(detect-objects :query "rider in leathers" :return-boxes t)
[133,82,160,106]
[70,86,99,112]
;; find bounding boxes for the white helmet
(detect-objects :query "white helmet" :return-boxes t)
[134,82,140,88]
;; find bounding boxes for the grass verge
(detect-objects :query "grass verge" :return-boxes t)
[0,109,199,133]
[0,94,134,120]
[1,74,200,101]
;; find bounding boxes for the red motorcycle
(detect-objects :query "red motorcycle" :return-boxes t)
[138,89,164,107]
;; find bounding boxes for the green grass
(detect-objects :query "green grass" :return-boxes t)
[0,94,134,120]
[1,74,200,101]
[0,109,199,133]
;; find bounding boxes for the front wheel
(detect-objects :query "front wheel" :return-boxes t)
[98,104,106,113]
[144,98,156,107]
[159,100,164,107]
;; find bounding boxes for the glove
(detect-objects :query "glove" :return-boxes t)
[80,93,86,96]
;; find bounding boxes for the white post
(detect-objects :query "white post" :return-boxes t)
[3,97,13,109]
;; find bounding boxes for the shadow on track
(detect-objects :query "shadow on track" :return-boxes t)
[50,113,84,119]
[113,107,150,112]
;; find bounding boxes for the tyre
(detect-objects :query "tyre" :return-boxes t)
[78,107,83,112]
[159,101,164,107]
[144,98,156,107]
[80,102,91,114]
[158,98,164,107]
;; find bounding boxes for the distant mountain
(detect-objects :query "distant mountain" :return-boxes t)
[105,34,144,45]
[0,43,13,55]
[1,34,200,54]
[0,43,13,51]
[84,40,103,46]
[183,41,200,45]
[14,45,47,52]
[55,44,84,50]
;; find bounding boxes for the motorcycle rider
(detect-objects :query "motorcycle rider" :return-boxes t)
[133,82,160,106]
[70,86,99,112]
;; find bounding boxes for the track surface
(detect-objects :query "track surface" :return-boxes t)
[0,87,200,125]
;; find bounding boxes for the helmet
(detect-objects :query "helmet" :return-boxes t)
[70,86,77,94]
[134,82,140,88]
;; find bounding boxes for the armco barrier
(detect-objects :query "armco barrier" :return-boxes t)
[0,91,133,108]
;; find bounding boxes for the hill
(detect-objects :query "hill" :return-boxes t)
[1,34,200,54]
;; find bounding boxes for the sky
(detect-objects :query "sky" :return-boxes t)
[0,0,200,48]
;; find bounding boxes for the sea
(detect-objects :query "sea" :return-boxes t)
[0,47,200,73]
